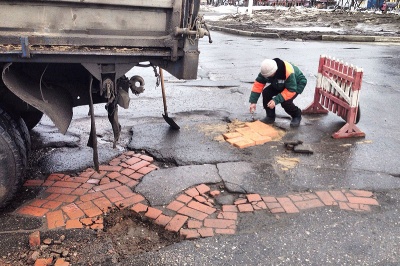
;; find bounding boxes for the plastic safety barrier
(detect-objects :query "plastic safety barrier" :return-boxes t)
[303,55,365,138]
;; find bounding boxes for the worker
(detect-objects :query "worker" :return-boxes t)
[249,58,307,127]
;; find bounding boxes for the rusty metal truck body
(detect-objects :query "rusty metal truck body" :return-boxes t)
[0,0,208,208]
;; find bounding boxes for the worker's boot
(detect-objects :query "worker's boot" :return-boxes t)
[290,114,302,127]
[260,109,275,124]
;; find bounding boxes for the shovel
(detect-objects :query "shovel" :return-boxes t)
[159,68,180,130]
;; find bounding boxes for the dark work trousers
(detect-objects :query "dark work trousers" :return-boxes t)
[262,86,301,118]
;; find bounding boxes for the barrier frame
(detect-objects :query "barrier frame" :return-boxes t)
[303,55,365,138]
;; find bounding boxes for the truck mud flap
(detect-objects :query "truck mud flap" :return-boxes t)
[2,63,72,134]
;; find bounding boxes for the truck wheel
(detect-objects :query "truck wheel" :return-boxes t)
[0,119,24,209]
[21,110,43,130]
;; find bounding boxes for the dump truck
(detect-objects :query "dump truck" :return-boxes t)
[0,0,211,209]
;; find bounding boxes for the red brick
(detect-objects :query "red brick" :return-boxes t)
[93,181,121,192]
[347,197,379,206]
[139,155,154,162]
[154,214,172,226]
[86,179,100,185]
[65,219,83,229]
[47,173,64,181]
[294,199,324,210]
[54,194,77,203]
[93,197,113,212]
[277,197,299,213]
[129,173,144,180]
[350,190,374,198]
[288,194,304,202]
[115,194,145,208]
[17,206,49,217]
[237,203,253,212]
[266,202,282,210]
[29,231,40,248]
[226,136,245,145]
[30,199,48,207]
[194,195,207,203]
[52,181,81,189]
[46,210,65,229]
[137,166,154,175]
[24,180,44,187]
[316,191,337,206]
[222,132,243,140]
[71,187,90,196]
[101,178,110,186]
[234,198,247,205]
[196,184,210,194]
[180,229,200,239]
[83,205,103,217]
[198,227,214,237]
[210,190,221,197]
[178,206,208,220]
[42,180,55,187]
[176,194,192,204]
[62,203,85,219]
[46,193,61,200]
[166,201,185,212]
[78,201,95,210]
[217,211,238,220]
[233,138,255,149]
[302,193,318,200]
[91,171,107,180]
[204,218,235,229]
[185,187,200,197]
[103,189,124,203]
[253,201,267,210]
[131,203,148,213]
[125,157,141,166]
[187,201,216,215]
[54,258,70,266]
[129,160,150,171]
[121,168,135,176]
[222,205,238,212]
[270,207,285,213]
[80,183,95,190]
[126,180,139,188]
[80,217,93,226]
[116,175,131,184]
[165,214,188,232]
[80,170,95,178]
[45,187,74,195]
[115,186,136,198]
[339,202,352,211]
[246,194,262,202]
[67,177,89,183]
[187,220,203,229]
[34,258,53,266]
[262,196,277,203]
[215,229,236,235]
[41,201,62,210]
[80,191,104,202]
[329,190,348,202]
[145,207,163,219]
[107,171,121,180]
[99,165,122,172]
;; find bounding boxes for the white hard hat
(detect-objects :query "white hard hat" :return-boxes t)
[260,59,278,78]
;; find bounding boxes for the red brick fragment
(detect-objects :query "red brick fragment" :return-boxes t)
[180,229,200,239]
[165,214,188,232]
[187,220,203,229]
[237,204,253,212]
[24,180,44,187]
[350,190,374,198]
[185,187,200,197]
[329,190,348,202]
[34,258,53,266]
[178,206,208,220]
[316,191,337,206]
[246,194,262,202]
[65,219,84,229]
[154,214,172,226]
[17,206,49,217]
[294,199,324,210]
[166,201,185,212]
[198,228,214,238]
[347,197,379,206]
[196,184,211,194]
[29,231,40,248]
[277,197,299,213]
[46,210,65,229]
[145,207,163,219]
[131,203,148,213]
[187,201,216,215]
[204,218,235,229]
[176,194,192,204]
[215,229,235,235]
[222,205,238,212]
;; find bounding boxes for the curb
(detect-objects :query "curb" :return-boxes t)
[209,25,400,43]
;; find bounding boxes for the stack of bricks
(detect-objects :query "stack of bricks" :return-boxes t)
[222,120,281,149]
[17,151,380,241]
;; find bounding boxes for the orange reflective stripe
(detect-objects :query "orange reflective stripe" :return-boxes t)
[284,61,294,79]
[251,81,265,93]
[281,89,296,101]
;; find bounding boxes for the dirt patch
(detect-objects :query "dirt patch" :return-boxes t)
[0,209,180,266]
[207,8,400,40]
[276,155,300,170]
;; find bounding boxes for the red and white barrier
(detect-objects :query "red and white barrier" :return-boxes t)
[303,55,365,138]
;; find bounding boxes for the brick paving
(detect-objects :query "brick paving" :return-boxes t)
[223,120,282,148]
[17,151,380,241]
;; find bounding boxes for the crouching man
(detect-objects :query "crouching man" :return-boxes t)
[249,58,307,127]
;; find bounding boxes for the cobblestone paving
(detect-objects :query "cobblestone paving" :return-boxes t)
[18,151,380,240]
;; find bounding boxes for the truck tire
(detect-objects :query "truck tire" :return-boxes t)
[0,107,28,172]
[0,119,24,209]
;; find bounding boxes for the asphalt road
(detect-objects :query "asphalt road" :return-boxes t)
[1,31,400,265]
